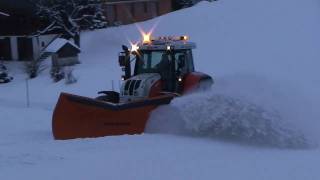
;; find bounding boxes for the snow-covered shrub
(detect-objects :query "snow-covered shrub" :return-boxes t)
[64,66,77,84]
[24,59,46,79]
[50,66,65,82]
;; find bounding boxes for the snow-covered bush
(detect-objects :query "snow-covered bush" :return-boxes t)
[64,66,77,84]
[50,66,64,82]
[24,59,46,79]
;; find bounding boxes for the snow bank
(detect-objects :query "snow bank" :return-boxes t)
[147,89,309,148]
[2,0,320,146]
[141,0,320,145]
[1,0,320,179]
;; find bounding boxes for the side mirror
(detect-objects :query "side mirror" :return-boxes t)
[122,45,129,52]
[118,53,126,67]
[118,51,131,80]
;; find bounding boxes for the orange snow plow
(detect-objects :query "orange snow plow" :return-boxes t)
[52,93,174,140]
[52,35,213,140]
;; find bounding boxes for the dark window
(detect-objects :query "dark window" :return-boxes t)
[135,50,171,74]
[17,37,33,61]
[0,37,12,60]
[187,50,195,72]
[155,2,159,15]
[143,2,148,13]
[113,5,118,22]
[41,42,45,47]
[134,49,194,75]
[173,51,185,72]
[173,50,194,73]
[131,3,135,17]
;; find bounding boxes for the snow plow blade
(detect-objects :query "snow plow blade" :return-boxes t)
[52,93,174,140]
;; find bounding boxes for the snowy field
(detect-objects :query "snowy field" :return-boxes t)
[1,0,320,179]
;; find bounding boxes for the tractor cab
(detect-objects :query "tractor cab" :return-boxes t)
[119,36,200,100]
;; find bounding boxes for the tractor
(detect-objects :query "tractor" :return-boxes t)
[52,35,213,140]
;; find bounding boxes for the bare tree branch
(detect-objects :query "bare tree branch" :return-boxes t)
[33,0,107,45]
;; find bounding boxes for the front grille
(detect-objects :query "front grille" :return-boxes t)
[124,80,141,96]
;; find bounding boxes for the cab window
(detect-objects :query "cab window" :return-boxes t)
[135,50,172,74]
[186,50,194,72]
[173,50,194,73]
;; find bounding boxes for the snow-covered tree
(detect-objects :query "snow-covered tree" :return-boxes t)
[177,0,194,8]
[34,0,107,46]
[0,11,10,17]
[173,0,217,10]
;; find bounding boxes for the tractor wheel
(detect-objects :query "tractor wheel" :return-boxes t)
[198,78,214,91]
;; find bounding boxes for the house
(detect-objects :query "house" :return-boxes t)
[0,0,174,61]
[0,34,60,61]
[0,1,59,62]
[46,38,81,81]
[46,38,81,67]
[102,0,173,25]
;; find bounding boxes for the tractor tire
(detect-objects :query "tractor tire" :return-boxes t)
[198,78,214,92]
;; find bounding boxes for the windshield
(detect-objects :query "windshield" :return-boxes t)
[134,50,172,75]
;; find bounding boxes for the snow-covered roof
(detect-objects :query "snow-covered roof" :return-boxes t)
[45,38,80,53]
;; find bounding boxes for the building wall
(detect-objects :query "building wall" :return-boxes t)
[0,34,57,61]
[52,43,80,67]
[52,55,79,67]
[17,37,34,61]
[10,37,18,60]
[34,34,58,59]
[103,0,172,25]
[158,0,172,15]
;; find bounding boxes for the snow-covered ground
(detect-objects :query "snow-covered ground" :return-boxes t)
[1,0,320,179]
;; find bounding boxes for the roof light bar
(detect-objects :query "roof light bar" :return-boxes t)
[153,35,189,41]
[143,33,152,44]
[181,35,189,41]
